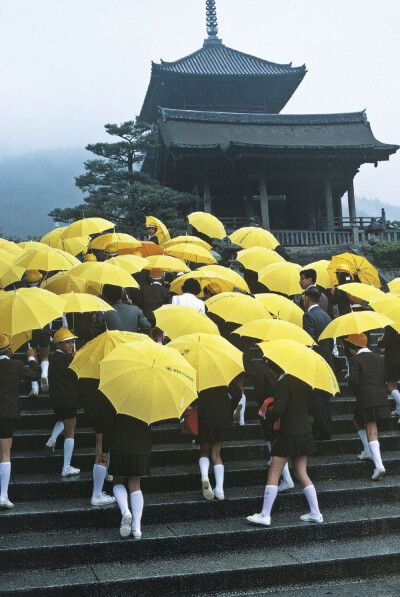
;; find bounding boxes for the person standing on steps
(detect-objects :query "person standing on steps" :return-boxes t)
[247,362,322,527]
[345,333,391,481]
[377,326,400,419]
[0,335,40,509]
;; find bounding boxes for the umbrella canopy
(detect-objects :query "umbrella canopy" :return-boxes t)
[229,227,279,250]
[0,239,25,257]
[0,250,17,269]
[145,216,171,246]
[0,288,66,335]
[188,212,226,240]
[154,304,220,339]
[328,253,380,288]
[15,247,79,272]
[41,229,90,256]
[254,293,304,327]
[18,241,48,251]
[337,282,386,304]
[388,278,400,294]
[258,262,302,296]
[118,241,164,258]
[59,217,114,239]
[169,333,244,391]
[163,236,212,251]
[68,262,138,288]
[259,339,339,395]
[319,311,396,340]
[205,292,272,325]
[369,296,400,325]
[304,260,332,289]
[10,330,32,353]
[0,263,25,289]
[144,255,190,273]
[58,292,115,314]
[169,270,234,296]
[197,265,250,294]
[106,255,150,274]
[234,319,315,345]
[165,243,217,264]
[70,330,151,379]
[41,271,94,295]
[89,232,141,251]
[99,342,197,424]
[236,247,284,272]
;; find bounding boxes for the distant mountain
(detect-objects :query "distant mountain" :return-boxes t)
[0,148,88,239]
[342,196,400,222]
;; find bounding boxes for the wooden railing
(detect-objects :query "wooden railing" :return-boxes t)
[272,229,354,247]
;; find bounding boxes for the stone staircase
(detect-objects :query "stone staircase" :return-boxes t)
[2,347,400,596]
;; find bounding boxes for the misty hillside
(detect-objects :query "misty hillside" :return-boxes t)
[1,147,400,239]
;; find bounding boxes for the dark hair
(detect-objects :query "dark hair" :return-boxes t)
[343,340,360,352]
[300,269,317,284]
[102,284,123,303]
[304,286,321,303]
[182,278,201,295]
[337,271,352,285]
[266,359,284,377]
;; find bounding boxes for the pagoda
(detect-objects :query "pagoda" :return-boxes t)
[140,1,398,231]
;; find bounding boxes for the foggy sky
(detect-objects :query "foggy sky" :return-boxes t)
[1,0,399,204]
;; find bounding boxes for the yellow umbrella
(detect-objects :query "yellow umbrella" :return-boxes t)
[304,260,332,289]
[10,330,32,353]
[15,247,79,272]
[388,279,400,294]
[164,236,212,251]
[205,292,272,325]
[68,262,138,288]
[0,288,66,336]
[337,283,386,304]
[99,342,197,424]
[236,247,285,272]
[58,292,115,314]
[169,333,244,391]
[89,232,141,251]
[229,227,279,250]
[41,271,94,295]
[369,296,400,325]
[170,270,235,296]
[41,229,90,256]
[145,216,171,246]
[188,212,226,240]
[197,265,250,294]
[259,339,339,395]
[106,255,150,274]
[0,239,25,257]
[328,253,380,288]
[254,293,304,328]
[258,262,302,296]
[154,304,220,339]
[165,243,217,264]
[119,241,164,258]
[319,311,396,340]
[60,217,114,239]
[18,241,48,251]
[0,250,16,267]
[0,263,25,289]
[70,330,151,379]
[234,319,315,345]
[144,255,190,273]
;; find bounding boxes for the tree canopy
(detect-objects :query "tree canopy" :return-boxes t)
[49,120,194,238]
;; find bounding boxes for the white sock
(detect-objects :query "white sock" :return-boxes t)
[31,381,39,393]
[303,484,320,516]
[199,457,210,480]
[51,421,64,444]
[239,394,246,424]
[40,361,49,377]
[214,464,224,493]
[63,438,74,470]
[266,441,272,454]
[0,462,11,499]
[345,356,350,375]
[281,463,293,484]
[391,389,400,409]
[358,429,371,454]
[130,490,144,532]
[368,440,384,469]
[261,484,278,517]
[113,484,129,516]
[92,464,106,499]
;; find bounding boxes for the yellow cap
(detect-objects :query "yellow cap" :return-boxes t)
[344,333,367,348]
[26,269,42,284]
[84,253,97,262]
[0,334,11,352]
[205,282,222,295]
[336,263,351,273]
[105,244,118,255]
[147,223,157,229]
[53,329,78,344]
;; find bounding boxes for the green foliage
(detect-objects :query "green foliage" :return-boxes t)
[49,120,194,237]
[366,241,400,269]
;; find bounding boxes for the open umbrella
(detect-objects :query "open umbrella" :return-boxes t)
[58,293,115,314]
[388,278,400,294]
[15,247,79,272]
[165,243,217,264]
[145,216,171,246]
[229,227,279,250]
[154,304,220,339]
[164,236,212,251]
[0,239,25,257]
[188,212,226,240]
[41,271,93,295]
[89,232,141,251]
[328,253,380,288]
[319,311,396,340]
[18,241,48,251]
[254,293,304,327]
[205,292,271,325]
[197,265,250,294]
[106,255,150,274]
[257,262,302,296]
[258,339,339,395]
[169,270,235,296]
[304,260,332,289]
[10,330,33,353]
[99,342,197,424]
[41,228,90,256]
[0,288,66,336]
[59,217,114,239]
[144,255,190,273]
[234,319,315,345]
[68,262,138,288]
[337,282,386,304]
[169,333,244,391]
[236,247,284,272]
[0,263,25,289]
[118,241,164,258]
[369,296,400,325]
[70,330,151,379]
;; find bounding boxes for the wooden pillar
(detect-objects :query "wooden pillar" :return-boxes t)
[245,181,254,218]
[203,179,212,214]
[324,176,335,230]
[259,175,270,230]
[348,178,356,223]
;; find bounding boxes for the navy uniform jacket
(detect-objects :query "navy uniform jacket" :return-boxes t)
[303,305,334,367]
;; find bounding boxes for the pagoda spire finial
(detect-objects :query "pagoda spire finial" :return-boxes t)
[206,0,218,38]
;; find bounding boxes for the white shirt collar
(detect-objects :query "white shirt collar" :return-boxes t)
[0,355,10,360]
[307,304,318,312]
[357,347,371,354]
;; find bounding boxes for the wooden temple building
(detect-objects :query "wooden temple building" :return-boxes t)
[140,1,398,235]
